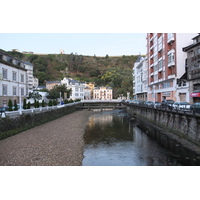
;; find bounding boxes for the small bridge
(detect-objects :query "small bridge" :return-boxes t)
[76,100,126,110]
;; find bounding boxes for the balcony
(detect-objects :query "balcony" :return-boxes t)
[158,43,162,52]
[168,74,175,79]
[167,34,175,44]
[168,60,175,67]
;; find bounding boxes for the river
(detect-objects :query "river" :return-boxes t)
[82,109,182,166]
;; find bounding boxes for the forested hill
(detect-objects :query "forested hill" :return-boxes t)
[5,50,140,98]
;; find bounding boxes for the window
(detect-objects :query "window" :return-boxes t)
[3,84,7,95]
[168,53,175,63]
[21,74,24,82]
[13,71,17,81]
[163,82,170,88]
[168,33,174,40]
[158,60,163,69]
[21,88,24,96]
[75,87,79,92]
[3,68,7,79]
[13,86,17,95]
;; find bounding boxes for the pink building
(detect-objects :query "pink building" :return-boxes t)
[147,33,196,102]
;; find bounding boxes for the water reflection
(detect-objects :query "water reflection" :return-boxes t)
[82,109,182,166]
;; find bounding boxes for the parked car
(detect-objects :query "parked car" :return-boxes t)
[161,99,175,109]
[0,106,9,112]
[172,102,190,111]
[153,101,162,109]
[129,100,140,105]
[190,102,200,113]
[145,101,154,107]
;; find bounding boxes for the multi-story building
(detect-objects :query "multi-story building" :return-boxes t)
[93,86,113,100]
[46,81,61,90]
[83,82,95,99]
[147,33,196,102]
[0,51,27,107]
[183,34,200,103]
[61,77,85,100]
[24,60,34,94]
[133,55,148,101]
[33,76,39,90]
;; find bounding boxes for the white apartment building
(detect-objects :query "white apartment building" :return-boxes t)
[33,76,39,90]
[133,56,148,101]
[147,33,196,102]
[24,60,34,94]
[61,77,85,100]
[0,51,27,107]
[93,86,113,100]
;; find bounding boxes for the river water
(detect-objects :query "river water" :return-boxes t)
[82,109,182,166]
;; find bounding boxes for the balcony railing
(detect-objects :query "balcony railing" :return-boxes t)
[168,74,175,79]
[167,35,175,44]
[168,60,175,67]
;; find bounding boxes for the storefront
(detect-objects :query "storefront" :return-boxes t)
[190,92,200,103]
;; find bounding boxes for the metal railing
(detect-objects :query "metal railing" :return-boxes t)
[1,102,81,118]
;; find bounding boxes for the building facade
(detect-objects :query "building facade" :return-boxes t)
[133,56,148,101]
[24,61,34,94]
[0,51,27,107]
[46,81,61,90]
[147,33,196,102]
[93,86,113,100]
[183,34,200,103]
[61,77,85,100]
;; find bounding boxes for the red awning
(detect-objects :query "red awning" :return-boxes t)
[190,93,200,97]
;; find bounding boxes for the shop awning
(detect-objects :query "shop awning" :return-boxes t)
[190,93,200,97]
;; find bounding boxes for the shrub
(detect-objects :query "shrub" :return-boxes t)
[48,100,53,106]
[53,100,57,106]
[13,100,18,111]
[8,99,13,111]
[23,99,27,109]
[42,100,45,107]
[27,102,31,109]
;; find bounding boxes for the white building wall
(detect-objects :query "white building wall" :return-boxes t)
[0,62,27,106]
[176,33,197,77]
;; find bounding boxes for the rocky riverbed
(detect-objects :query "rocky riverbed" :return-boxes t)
[0,110,92,166]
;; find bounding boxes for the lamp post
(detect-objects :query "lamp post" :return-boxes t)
[153,85,156,102]
[19,87,22,115]
[60,92,61,105]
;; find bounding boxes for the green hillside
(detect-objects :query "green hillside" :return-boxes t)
[5,50,139,98]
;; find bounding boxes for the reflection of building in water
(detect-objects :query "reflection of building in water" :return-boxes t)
[87,114,113,129]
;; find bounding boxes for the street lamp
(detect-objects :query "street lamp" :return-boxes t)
[153,85,156,102]
[60,92,61,105]
[19,87,22,115]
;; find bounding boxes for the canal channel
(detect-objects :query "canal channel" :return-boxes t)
[82,109,182,166]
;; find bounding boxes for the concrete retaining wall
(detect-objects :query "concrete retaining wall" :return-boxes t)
[125,104,200,165]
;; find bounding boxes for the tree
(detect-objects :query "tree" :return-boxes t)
[13,100,18,111]
[23,99,27,109]
[53,100,57,106]
[28,91,42,100]
[8,99,13,111]
[42,100,45,107]
[36,101,40,108]
[27,102,31,109]
[34,99,37,108]
[48,100,53,107]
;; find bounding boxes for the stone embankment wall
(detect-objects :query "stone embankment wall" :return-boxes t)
[0,105,76,140]
[125,104,200,165]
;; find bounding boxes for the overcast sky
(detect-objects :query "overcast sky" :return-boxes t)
[0,33,147,56]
